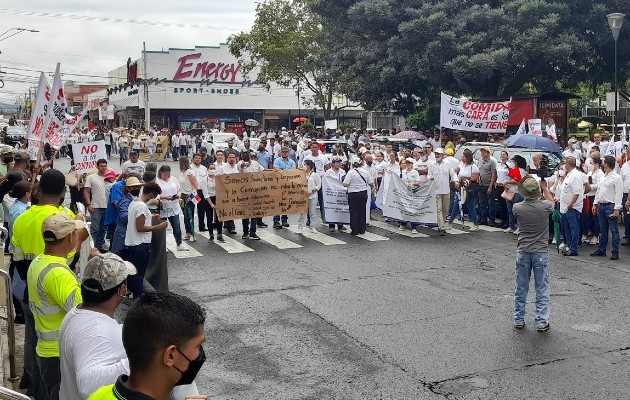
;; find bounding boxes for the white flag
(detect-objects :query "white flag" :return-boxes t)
[622,124,628,152]
[606,134,616,157]
[547,124,557,142]
[27,72,51,142]
[46,105,90,151]
[515,119,526,135]
[41,63,67,143]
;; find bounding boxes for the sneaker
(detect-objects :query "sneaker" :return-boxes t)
[273,223,282,229]
[590,249,606,257]
[208,235,214,242]
[514,322,525,330]
[310,228,318,234]
[217,235,225,242]
[536,323,550,332]
[558,243,567,252]
[443,223,452,230]
[329,227,336,232]
[504,227,515,234]
[589,236,599,245]
[183,233,191,240]
[469,225,480,232]
[189,235,196,242]
[513,228,519,235]
[411,228,418,234]
[611,251,619,260]
[257,222,268,228]
[581,234,589,243]
[338,226,347,231]
[552,237,557,244]
[282,222,290,227]
[242,233,249,239]
[249,234,261,240]
[176,244,189,251]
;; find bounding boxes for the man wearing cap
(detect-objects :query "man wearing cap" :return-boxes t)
[562,138,582,167]
[272,147,297,228]
[429,148,458,233]
[84,159,110,252]
[0,146,15,178]
[512,175,554,331]
[443,148,459,170]
[324,158,347,232]
[28,212,85,400]
[122,151,146,177]
[477,147,498,226]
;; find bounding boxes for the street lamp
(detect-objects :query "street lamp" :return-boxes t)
[0,27,39,42]
[607,12,625,138]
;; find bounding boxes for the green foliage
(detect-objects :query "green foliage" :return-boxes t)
[407,103,440,130]
[229,0,348,119]
[299,120,314,131]
[568,117,580,132]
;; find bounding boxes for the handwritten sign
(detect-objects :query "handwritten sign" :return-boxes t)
[72,140,107,175]
[440,92,510,133]
[215,170,308,221]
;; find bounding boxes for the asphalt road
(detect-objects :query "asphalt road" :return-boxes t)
[56,155,630,399]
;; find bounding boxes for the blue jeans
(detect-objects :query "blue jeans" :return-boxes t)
[623,193,630,240]
[24,302,46,400]
[182,198,195,235]
[242,218,257,235]
[273,215,288,224]
[514,252,550,326]
[562,208,581,254]
[172,146,179,160]
[598,203,620,253]
[448,192,478,225]
[506,193,523,230]
[164,215,183,246]
[477,186,496,223]
[90,208,107,249]
[127,242,150,298]
[119,147,128,162]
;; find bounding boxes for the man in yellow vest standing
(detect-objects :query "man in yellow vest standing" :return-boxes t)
[27,212,85,400]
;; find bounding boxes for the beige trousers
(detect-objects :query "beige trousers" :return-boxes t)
[436,193,450,228]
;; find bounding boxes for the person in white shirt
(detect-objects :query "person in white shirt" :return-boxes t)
[237,152,264,240]
[429,148,458,233]
[177,157,199,242]
[216,151,239,234]
[324,158,347,232]
[171,133,181,161]
[583,156,604,245]
[84,159,110,252]
[412,148,433,185]
[562,138,583,167]
[104,129,112,158]
[303,142,330,223]
[122,151,146,177]
[297,160,322,234]
[146,132,157,162]
[373,151,387,189]
[343,157,374,235]
[446,149,480,231]
[443,148,459,169]
[592,155,623,260]
[117,134,129,165]
[201,163,224,242]
[125,182,168,298]
[131,134,142,155]
[156,165,188,251]
[495,150,513,229]
[190,153,209,233]
[399,158,422,233]
[559,157,584,256]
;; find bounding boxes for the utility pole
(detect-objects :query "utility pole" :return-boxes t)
[143,41,150,132]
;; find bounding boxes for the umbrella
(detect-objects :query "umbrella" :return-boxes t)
[552,209,562,253]
[396,131,426,140]
[293,117,308,123]
[505,134,561,153]
[244,119,259,127]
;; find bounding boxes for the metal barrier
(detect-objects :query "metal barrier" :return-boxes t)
[0,226,17,381]
[0,386,30,400]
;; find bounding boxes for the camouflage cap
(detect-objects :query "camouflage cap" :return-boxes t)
[82,253,137,293]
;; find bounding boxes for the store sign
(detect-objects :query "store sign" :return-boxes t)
[173,53,242,83]
[537,100,566,135]
[173,87,240,95]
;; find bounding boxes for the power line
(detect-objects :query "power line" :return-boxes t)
[0,8,243,31]
[0,46,128,62]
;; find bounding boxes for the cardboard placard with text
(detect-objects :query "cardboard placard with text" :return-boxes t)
[72,140,107,175]
[215,170,308,221]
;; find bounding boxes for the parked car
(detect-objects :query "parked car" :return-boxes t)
[201,132,239,156]
[469,145,563,171]
[3,125,27,147]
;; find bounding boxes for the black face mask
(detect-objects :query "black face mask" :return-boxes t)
[2,157,13,164]
[174,346,206,386]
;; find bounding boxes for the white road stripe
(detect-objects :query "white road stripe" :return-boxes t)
[165,234,203,258]
[196,231,255,253]
[369,220,429,238]
[286,226,346,245]
[435,226,468,235]
[354,231,390,242]
[476,225,505,233]
[254,230,303,249]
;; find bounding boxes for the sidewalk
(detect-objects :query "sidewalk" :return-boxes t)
[1,253,26,393]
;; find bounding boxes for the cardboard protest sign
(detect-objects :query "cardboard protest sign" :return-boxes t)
[215,170,308,221]
[139,136,169,161]
[72,140,107,175]
[322,175,370,224]
[382,173,437,224]
[440,92,510,133]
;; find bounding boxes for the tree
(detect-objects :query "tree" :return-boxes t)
[229,0,350,119]
[312,0,630,107]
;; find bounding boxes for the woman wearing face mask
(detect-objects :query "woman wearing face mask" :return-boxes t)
[297,160,321,234]
[156,165,187,251]
[446,149,480,231]
[178,157,199,243]
[495,151,512,229]
[203,163,224,242]
[583,156,603,245]
[550,162,567,248]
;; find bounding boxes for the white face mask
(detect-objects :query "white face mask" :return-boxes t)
[208,170,216,176]
[558,170,566,177]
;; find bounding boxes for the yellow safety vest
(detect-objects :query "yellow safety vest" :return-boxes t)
[27,254,82,358]
[87,385,118,400]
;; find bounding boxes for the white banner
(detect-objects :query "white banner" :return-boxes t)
[45,105,90,151]
[42,63,67,144]
[322,175,370,224]
[381,173,437,224]
[440,92,510,133]
[324,119,338,130]
[106,104,115,120]
[26,72,51,142]
[528,119,542,136]
[72,140,107,175]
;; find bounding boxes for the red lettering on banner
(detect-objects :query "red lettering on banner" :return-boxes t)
[173,53,242,83]
[45,88,51,102]
[485,121,508,130]
[463,101,509,113]
[466,111,489,120]
[32,116,45,138]
[81,145,98,154]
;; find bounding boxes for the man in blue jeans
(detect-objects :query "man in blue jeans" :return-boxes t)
[591,155,623,260]
[512,175,554,331]
[559,157,585,256]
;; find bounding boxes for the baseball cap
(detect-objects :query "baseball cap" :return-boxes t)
[445,148,454,155]
[199,147,207,152]
[331,157,342,163]
[14,150,29,161]
[480,146,490,152]
[42,213,85,242]
[125,177,143,187]
[434,148,445,154]
[82,253,137,293]
[104,170,118,180]
[0,147,15,155]
[405,157,415,163]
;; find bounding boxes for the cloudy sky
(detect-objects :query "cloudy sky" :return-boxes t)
[0,1,257,106]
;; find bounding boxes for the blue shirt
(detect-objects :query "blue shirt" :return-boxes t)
[273,157,296,170]
[9,200,29,242]
[111,193,134,254]
[256,150,273,169]
[104,180,125,225]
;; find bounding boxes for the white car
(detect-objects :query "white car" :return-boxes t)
[201,132,239,156]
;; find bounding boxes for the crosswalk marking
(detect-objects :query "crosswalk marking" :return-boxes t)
[254,230,303,249]
[476,225,505,233]
[286,226,346,245]
[353,231,390,242]
[196,231,255,253]
[369,220,430,238]
[165,234,203,258]
[436,226,468,235]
